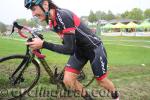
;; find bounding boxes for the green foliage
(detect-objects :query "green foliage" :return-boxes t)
[95,11,107,20]
[121,8,144,20]
[0,22,7,34]
[87,8,149,22]
[16,18,36,27]
[144,9,150,19]
[105,10,115,20]
[16,18,46,28]
[94,10,115,21]
[28,18,37,27]
[88,10,97,23]
[129,8,144,20]
[16,18,28,25]
[121,11,130,18]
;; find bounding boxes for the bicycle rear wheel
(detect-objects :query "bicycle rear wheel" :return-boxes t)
[0,55,40,100]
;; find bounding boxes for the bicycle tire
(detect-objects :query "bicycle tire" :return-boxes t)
[0,55,40,100]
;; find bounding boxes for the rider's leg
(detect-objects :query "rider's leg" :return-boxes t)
[63,70,87,96]
[96,75,119,99]
[89,43,119,100]
[64,50,93,99]
[63,70,94,100]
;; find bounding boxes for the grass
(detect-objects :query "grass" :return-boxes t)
[0,34,150,100]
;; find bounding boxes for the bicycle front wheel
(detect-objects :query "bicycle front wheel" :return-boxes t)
[0,55,40,100]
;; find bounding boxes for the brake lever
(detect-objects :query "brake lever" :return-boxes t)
[13,21,23,30]
[10,21,23,35]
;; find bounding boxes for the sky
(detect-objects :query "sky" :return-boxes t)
[0,0,149,25]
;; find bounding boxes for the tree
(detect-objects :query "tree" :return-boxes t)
[95,11,107,20]
[115,13,122,19]
[0,22,7,35]
[144,9,150,19]
[128,8,144,20]
[28,18,38,27]
[88,10,97,23]
[121,8,145,20]
[121,11,130,18]
[16,18,28,26]
[105,10,115,20]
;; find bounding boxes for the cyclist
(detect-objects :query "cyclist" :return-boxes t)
[25,0,119,99]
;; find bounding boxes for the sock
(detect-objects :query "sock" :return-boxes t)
[111,91,119,99]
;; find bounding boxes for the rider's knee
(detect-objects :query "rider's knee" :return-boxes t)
[63,77,69,85]
[63,75,76,86]
[63,69,79,86]
[96,73,108,83]
[96,76,108,84]
[63,78,76,87]
[97,77,107,83]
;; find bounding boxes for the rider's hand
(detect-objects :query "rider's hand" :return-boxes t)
[26,38,44,50]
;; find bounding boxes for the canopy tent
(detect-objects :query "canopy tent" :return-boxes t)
[138,21,150,29]
[112,22,127,28]
[102,23,113,29]
[126,22,138,28]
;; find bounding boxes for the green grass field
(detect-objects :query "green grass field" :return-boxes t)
[0,33,150,100]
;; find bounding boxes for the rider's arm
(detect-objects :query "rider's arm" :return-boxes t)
[42,34,75,55]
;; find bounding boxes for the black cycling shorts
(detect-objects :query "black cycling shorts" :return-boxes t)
[65,43,108,80]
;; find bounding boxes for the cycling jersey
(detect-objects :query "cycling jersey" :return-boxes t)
[49,8,101,49]
[43,8,107,80]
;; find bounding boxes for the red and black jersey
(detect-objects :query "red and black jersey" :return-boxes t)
[49,8,101,49]
[44,9,108,83]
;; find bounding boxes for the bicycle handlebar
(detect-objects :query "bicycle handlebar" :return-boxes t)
[11,21,28,38]
[11,21,43,39]
[11,21,45,59]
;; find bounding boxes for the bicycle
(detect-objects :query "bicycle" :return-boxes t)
[0,22,95,100]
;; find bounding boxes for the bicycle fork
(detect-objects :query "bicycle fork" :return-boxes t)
[10,56,30,85]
